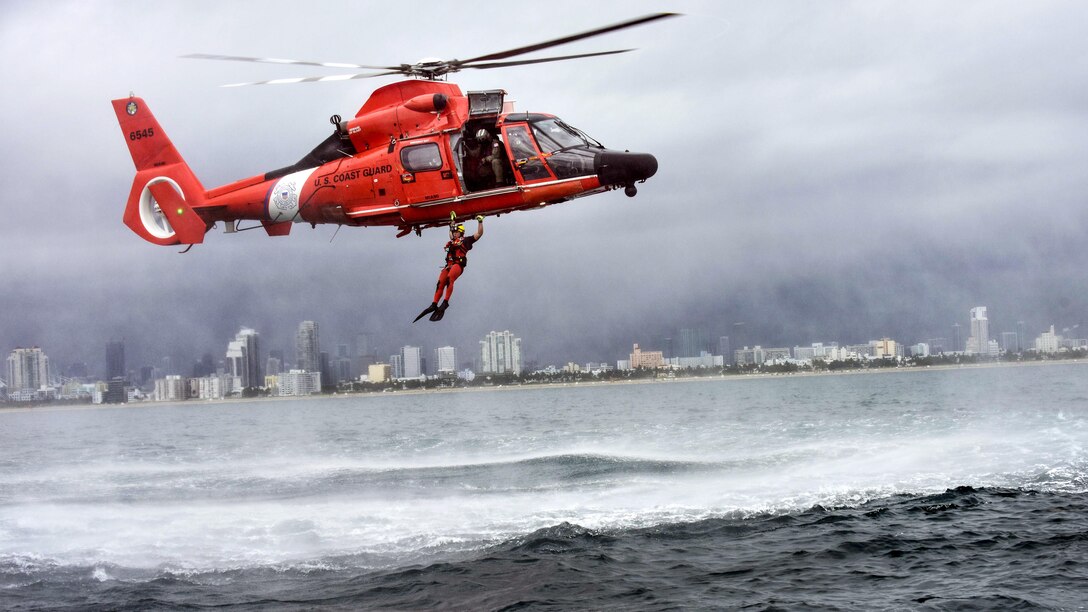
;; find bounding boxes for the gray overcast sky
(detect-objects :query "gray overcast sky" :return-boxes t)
[1,0,1086,375]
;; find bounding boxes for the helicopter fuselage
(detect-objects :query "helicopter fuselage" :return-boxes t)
[113,80,658,246]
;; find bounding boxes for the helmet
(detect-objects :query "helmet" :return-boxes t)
[452,224,465,234]
[475,128,491,142]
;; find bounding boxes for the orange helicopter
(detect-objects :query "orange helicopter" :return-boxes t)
[112,14,674,248]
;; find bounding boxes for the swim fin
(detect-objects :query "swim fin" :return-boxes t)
[429,300,449,321]
[413,302,438,323]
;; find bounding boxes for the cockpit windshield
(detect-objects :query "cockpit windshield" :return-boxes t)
[531,118,603,153]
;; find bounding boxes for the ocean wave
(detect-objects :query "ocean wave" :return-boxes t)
[4,484,1086,612]
[0,452,738,505]
[243,487,1088,610]
[3,451,1086,577]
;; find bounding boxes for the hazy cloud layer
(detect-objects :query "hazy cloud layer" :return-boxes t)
[1,0,1086,375]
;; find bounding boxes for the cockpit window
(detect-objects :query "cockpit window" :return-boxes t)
[531,119,602,153]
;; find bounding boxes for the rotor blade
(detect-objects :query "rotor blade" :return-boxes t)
[461,49,634,70]
[182,53,402,72]
[221,71,404,87]
[458,12,679,64]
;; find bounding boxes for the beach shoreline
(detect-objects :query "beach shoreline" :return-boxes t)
[2,357,1084,415]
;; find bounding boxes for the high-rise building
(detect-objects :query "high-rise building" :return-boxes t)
[192,353,215,378]
[629,343,664,369]
[296,321,320,373]
[106,340,125,381]
[268,349,285,370]
[355,333,370,357]
[966,307,990,355]
[401,346,422,379]
[368,363,392,383]
[480,331,522,374]
[678,328,706,358]
[718,336,731,365]
[1035,326,1063,353]
[226,328,261,390]
[224,326,260,387]
[104,378,126,404]
[139,366,155,387]
[319,352,333,389]
[278,370,321,396]
[925,338,947,355]
[241,329,261,385]
[734,346,765,366]
[7,347,50,392]
[154,375,188,402]
[265,355,282,376]
[225,341,244,390]
[793,345,817,361]
[195,376,224,400]
[333,343,353,382]
[731,322,747,355]
[65,361,89,380]
[1000,331,1019,353]
[434,346,457,374]
[355,332,376,372]
[873,338,899,359]
[390,354,404,379]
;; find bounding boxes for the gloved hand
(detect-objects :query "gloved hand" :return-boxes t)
[475,215,484,222]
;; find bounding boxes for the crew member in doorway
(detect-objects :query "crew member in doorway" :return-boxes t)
[463,128,505,190]
[414,215,485,322]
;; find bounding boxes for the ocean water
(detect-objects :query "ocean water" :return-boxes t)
[1,363,1086,610]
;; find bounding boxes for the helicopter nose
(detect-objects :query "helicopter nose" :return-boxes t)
[595,150,659,188]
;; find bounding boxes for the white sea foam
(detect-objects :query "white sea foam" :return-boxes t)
[1,365,1085,571]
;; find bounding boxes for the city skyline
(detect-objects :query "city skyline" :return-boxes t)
[13,289,1080,383]
[7,321,1086,406]
[4,304,1084,397]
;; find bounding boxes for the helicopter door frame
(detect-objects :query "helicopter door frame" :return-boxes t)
[457,123,515,193]
[448,131,466,192]
[396,138,459,204]
[501,123,555,185]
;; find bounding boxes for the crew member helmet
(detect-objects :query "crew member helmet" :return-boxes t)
[475,128,491,142]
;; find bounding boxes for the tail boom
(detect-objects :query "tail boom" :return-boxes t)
[113,96,208,246]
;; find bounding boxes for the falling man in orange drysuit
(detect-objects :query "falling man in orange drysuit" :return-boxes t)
[414,215,485,322]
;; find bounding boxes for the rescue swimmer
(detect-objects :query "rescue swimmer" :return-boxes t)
[414,214,485,322]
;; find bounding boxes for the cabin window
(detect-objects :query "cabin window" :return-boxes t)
[401,143,443,172]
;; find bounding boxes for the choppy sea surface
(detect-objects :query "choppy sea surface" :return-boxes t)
[2,363,1086,610]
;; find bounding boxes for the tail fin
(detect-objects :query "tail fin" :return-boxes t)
[112,96,208,246]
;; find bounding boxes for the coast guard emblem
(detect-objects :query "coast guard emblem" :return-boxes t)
[126,101,138,116]
[272,181,297,212]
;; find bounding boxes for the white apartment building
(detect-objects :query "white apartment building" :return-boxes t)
[279,369,321,396]
[434,346,457,374]
[481,331,522,374]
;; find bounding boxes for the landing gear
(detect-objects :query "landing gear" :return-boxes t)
[624,184,638,197]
